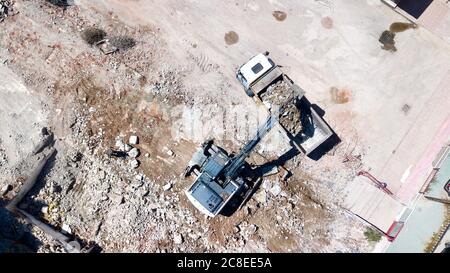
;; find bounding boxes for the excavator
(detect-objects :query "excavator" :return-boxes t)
[184,112,280,217]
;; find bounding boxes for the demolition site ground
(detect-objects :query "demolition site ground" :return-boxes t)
[4,0,446,253]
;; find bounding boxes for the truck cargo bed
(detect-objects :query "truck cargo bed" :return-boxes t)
[257,77,332,155]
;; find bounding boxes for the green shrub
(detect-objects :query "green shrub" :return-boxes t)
[364,228,382,243]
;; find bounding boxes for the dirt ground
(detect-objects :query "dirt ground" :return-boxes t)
[0,0,374,253]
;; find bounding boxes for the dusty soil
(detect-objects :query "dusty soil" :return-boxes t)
[0,0,371,253]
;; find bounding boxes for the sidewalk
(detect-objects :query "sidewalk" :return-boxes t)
[343,1,450,239]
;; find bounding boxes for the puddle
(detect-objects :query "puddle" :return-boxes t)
[321,16,333,29]
[330,87,351,104]
[272,11,287,21]
[224,31,239,45]
[390,22,417,33]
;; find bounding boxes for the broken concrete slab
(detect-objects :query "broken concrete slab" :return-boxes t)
[61,223,72,235]
[173,233,183,244]
[128,147,140,158]
[166,149,174,157]
[41,206,49,214]
[124,144,132,152]
[1,184,12,196]
[262,179,273,190]
[129,159,139,169]
[254,189,267,204]
[129,135,139,145]
[269,183,282,196]
[115,138,126,151]
[163,183,172,191]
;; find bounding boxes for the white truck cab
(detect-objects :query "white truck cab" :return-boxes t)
[236,52,282,97]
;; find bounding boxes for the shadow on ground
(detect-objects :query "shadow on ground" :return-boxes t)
[0,198,40,253]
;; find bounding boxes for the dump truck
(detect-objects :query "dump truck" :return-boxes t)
[236,52,333,155]
[184,52,333,217]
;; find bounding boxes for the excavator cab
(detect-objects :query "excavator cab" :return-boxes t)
[184,140,244,217]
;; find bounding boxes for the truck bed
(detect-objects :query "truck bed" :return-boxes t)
[295,106,333,154]
[257,76,332,155]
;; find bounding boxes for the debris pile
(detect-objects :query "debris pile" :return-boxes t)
[0,145,7,167]
[113,135,142,169]
[260,80,302,135]
[280,103,302,135]
[260,80,292,106]
[0,0,15,23]
[109,36,136,51]
[146,69,184,96]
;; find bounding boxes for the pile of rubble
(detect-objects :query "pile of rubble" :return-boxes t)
[22,137,209,252]
[0,145,7,168]
[0,0,15,23]
[260,80,293,106]
[145,69,185,98]
[280,103,302,135]
[112,135,142,169]
[260,80,302,135]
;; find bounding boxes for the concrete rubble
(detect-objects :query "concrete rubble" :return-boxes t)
[129,135,139,145]
[260,80,302,135]
[128,147,140,158]
[173,233,184,244]
[269,183,282,197]
[163,183,172,191]
[129,159,140,169]
[0,0,373,254]
[254,190,267,204]
[0,0,15,23]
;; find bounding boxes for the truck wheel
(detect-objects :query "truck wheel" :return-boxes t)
[245,88,255,97]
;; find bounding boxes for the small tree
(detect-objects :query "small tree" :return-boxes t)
[81,27,107,45]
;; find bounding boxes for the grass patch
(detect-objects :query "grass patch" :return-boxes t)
[364,228,382,243]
